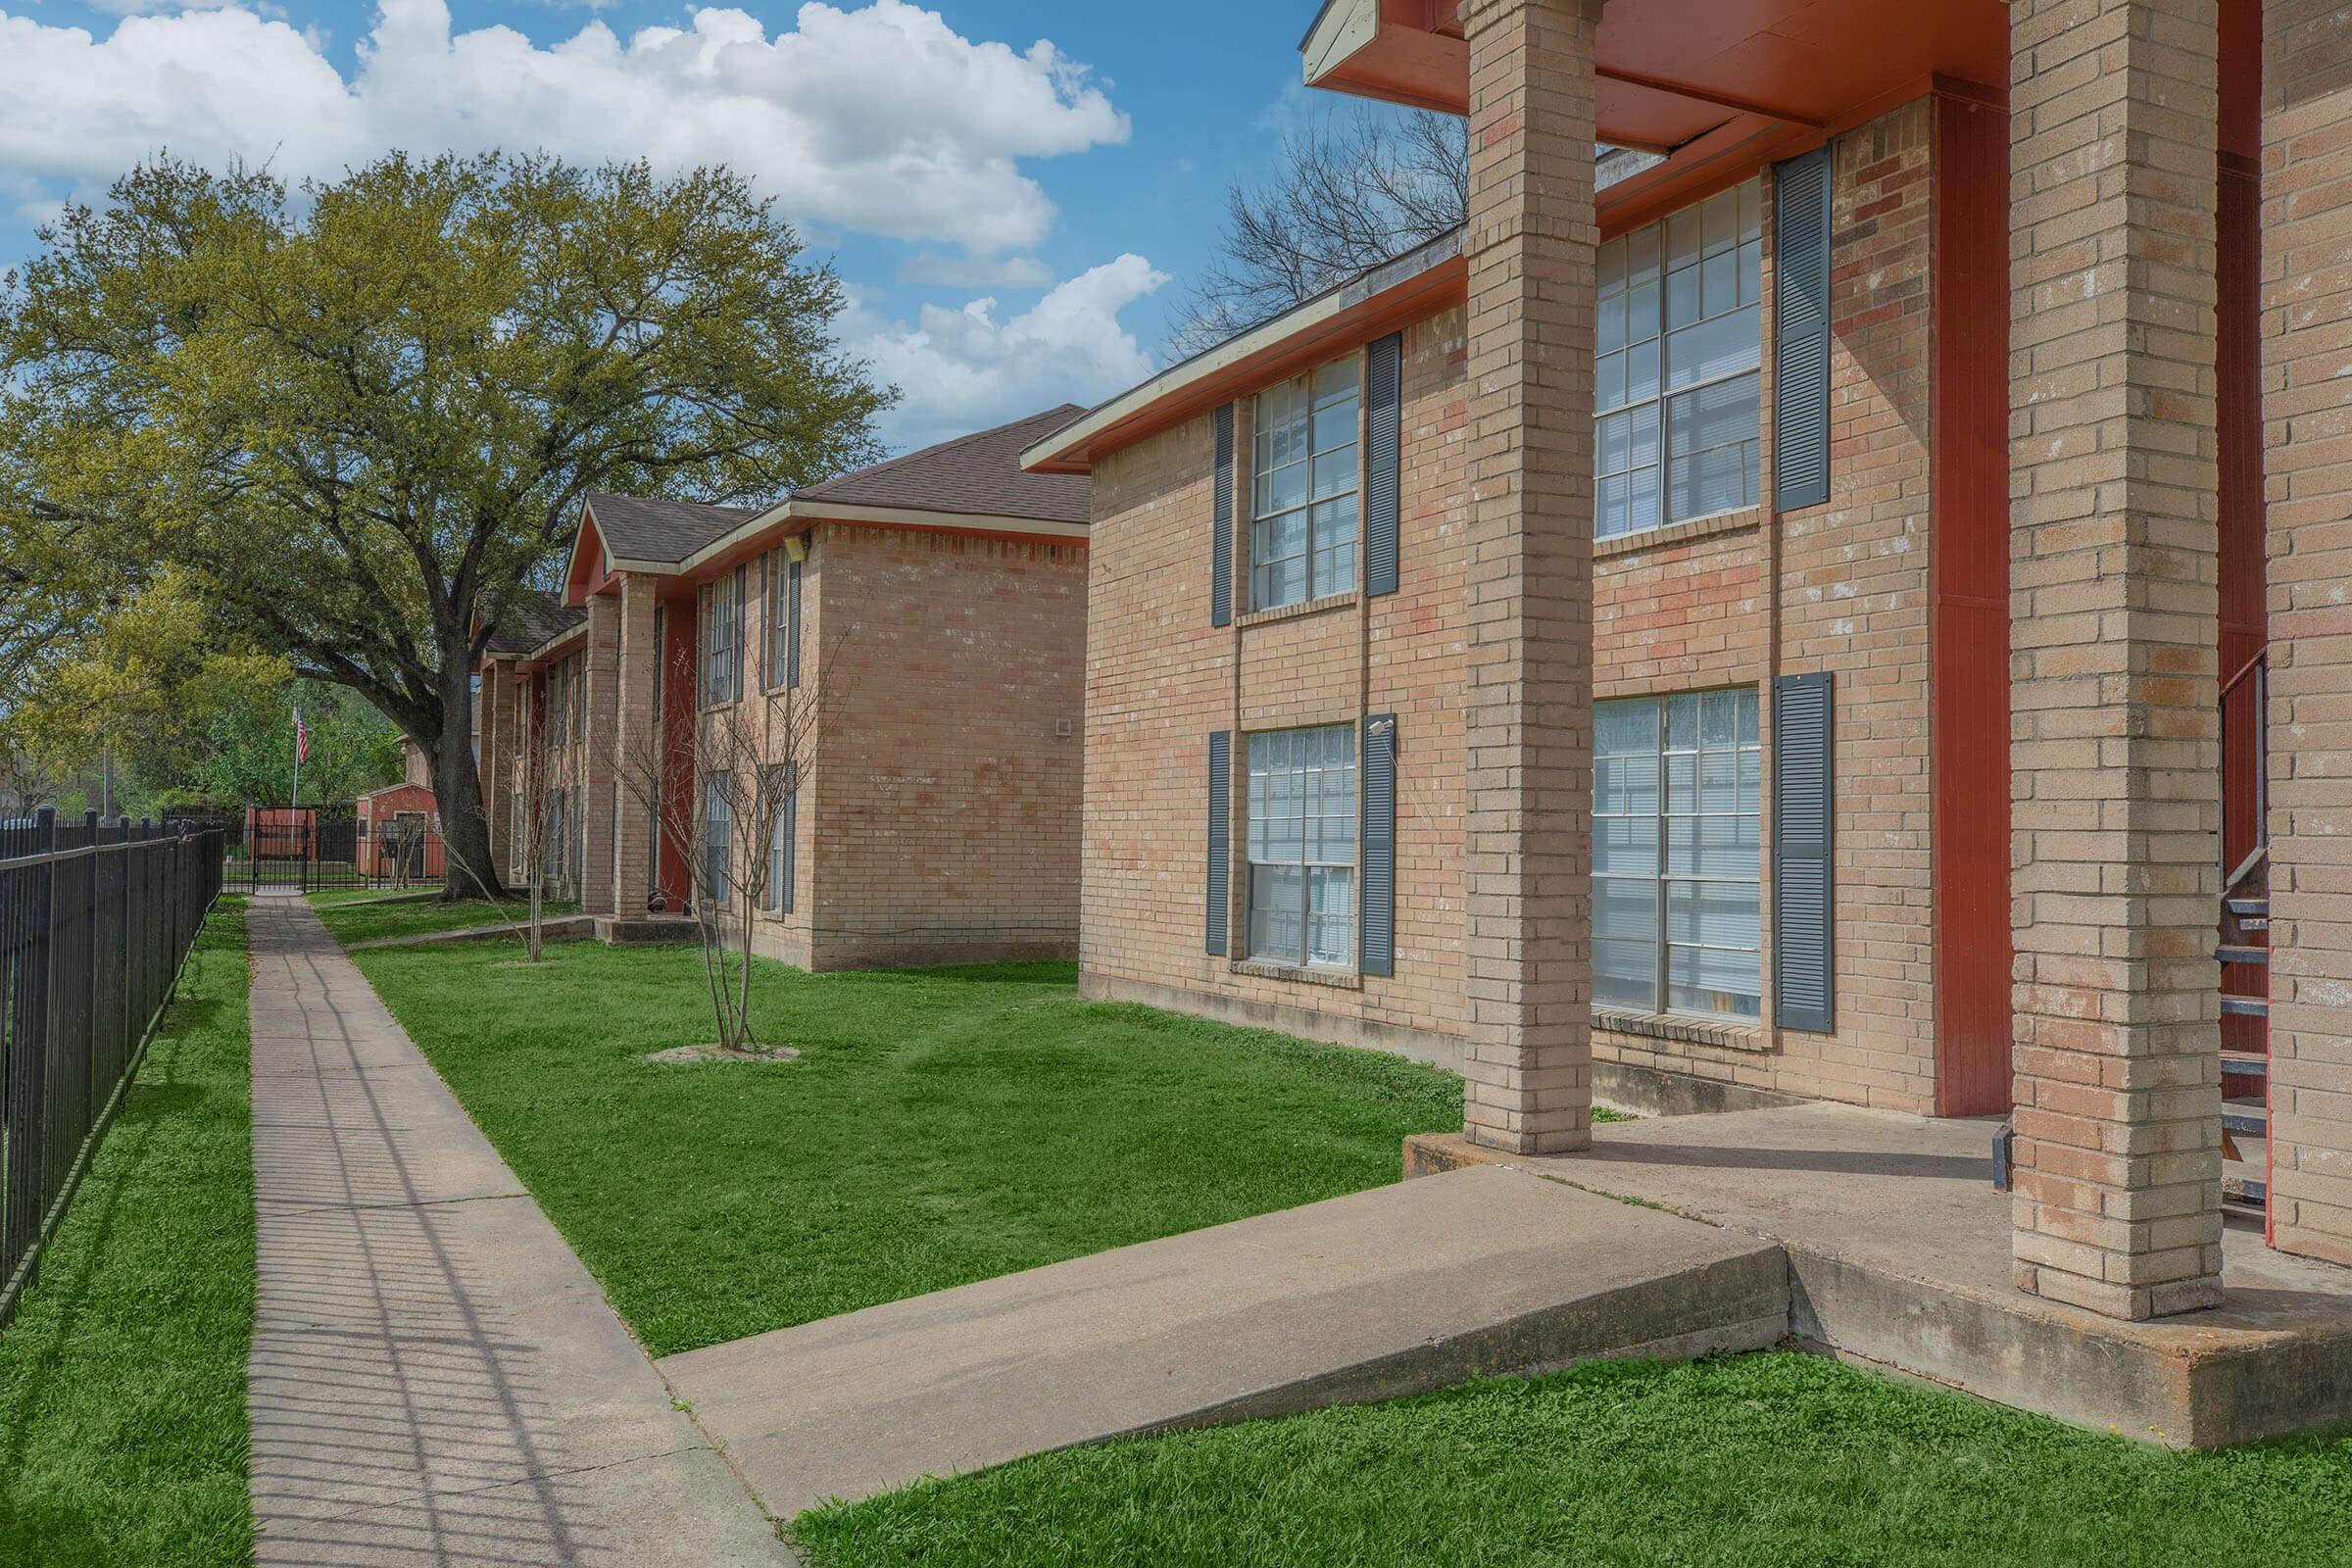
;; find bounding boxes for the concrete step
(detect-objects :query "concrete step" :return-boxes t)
[2226,898,2269,919]
[2217,944,2271,966]
[2220,1049,2269,1077]
[2222,996,2270,1018]
[2223,1097,2269,1137]
[2225,1128,2269,1210]
[658,1166,1788,1518]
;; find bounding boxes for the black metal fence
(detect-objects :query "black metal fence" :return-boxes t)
[197,810,448,894]
[0,810,223,1330]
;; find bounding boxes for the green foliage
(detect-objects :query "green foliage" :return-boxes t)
[184,677,402,808]
[795,1352,2352,1568]
[344,941,1462,1356]
[0,903,253,1567]
[2,569,399,811]
[1,152,891,849]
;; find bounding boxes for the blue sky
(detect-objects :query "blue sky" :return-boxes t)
[0,0,1370,450]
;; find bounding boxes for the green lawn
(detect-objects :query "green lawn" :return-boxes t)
[342,939,1463,1355]
[793,1352,2352,1568]
[0,900,254,1567]
[306,891,578,946]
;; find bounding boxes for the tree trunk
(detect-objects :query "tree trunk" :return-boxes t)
[432,649,503,901]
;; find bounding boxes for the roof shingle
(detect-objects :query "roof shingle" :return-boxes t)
[791,406,1090,525]
[481,588,586,656]
[585,494,756,565]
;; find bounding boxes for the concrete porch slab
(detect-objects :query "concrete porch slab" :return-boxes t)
[657,1164,1788,1519]
[595,913,701,946]
[1407,1102,2352,1447]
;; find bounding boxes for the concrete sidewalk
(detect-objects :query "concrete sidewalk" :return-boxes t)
[661,1163,1788,1520]
[245,890,791,1567]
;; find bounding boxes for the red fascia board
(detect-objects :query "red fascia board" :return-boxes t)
[1030,255,1467,475]
[564,510,615,606]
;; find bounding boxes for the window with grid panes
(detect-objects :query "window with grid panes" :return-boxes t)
[704,773,732,904]
[702,571,742,707]
[1596,179,1764,539]
[1250,358,1359,610]
[1245,724,1357,968]
[760,764,791,914]
[1592,689,1763,1019]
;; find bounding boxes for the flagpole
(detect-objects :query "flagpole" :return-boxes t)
[291,705,304,815]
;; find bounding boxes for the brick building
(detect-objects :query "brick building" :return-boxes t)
[1026,0,2352,1313]
[478,408,1089,968]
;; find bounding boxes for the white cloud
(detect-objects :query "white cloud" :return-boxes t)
[851,254,1169,449]
[897,252,1054,289]
[0,0,1127,252]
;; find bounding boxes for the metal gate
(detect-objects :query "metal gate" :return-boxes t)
[206,809,447,894]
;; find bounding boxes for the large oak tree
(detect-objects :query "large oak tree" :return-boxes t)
[0,152,890,894]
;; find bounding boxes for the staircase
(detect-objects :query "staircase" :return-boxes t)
[2218,847,2271,1214]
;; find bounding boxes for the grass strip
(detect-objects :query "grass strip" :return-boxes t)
[0,898,254,1568]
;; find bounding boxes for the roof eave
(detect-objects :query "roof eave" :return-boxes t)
[656,497,1087,578]
[1020,229,1467,476]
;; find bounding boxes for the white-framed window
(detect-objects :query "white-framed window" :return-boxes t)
[545,660,571,749]
[1250,357,1360,610]
[1596,179,1764,540]
[704,772,732,905]
[1245,723,1357,969]
[702,567,744,708]
[544,788,567,895]
[565,787,584,892]
[760,764,793,914]
[1593,688,1764,1019]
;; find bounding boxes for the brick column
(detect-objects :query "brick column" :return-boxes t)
[612,574,661,918]
[2262,0,2352,1268]
[579,593,622,916]
[1458,0,1601,1154]
[2007,0,2225,1319]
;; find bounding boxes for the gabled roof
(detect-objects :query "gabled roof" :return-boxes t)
[582,494,757,566]
[481,588,586,657]
[790,406,1091,525]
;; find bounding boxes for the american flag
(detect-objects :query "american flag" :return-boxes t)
[294,708,310,764]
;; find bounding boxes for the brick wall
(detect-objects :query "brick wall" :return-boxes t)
[1592,98,1938,1113]
[1080,100,1950,1110]
[1081,309,1475,1063]
[783,523,1086,969]
[2262,0,2352,1267]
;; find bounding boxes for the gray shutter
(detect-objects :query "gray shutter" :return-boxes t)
[1211,404,1235,627]
[1773,671,1835,1033]
[1360,713,1396,976]
[1774,147,1833,513]
[731,565,747,701]
[1365,333,1402,597]
[1205,730,1231,955]
[786,558,803,689]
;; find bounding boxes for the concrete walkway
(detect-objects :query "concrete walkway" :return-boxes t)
[661,1163,1788,1519]
[245,890,791,1567]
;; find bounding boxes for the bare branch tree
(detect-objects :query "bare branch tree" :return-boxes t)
[1174,107,1468,356]
[616,634,836,1056]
